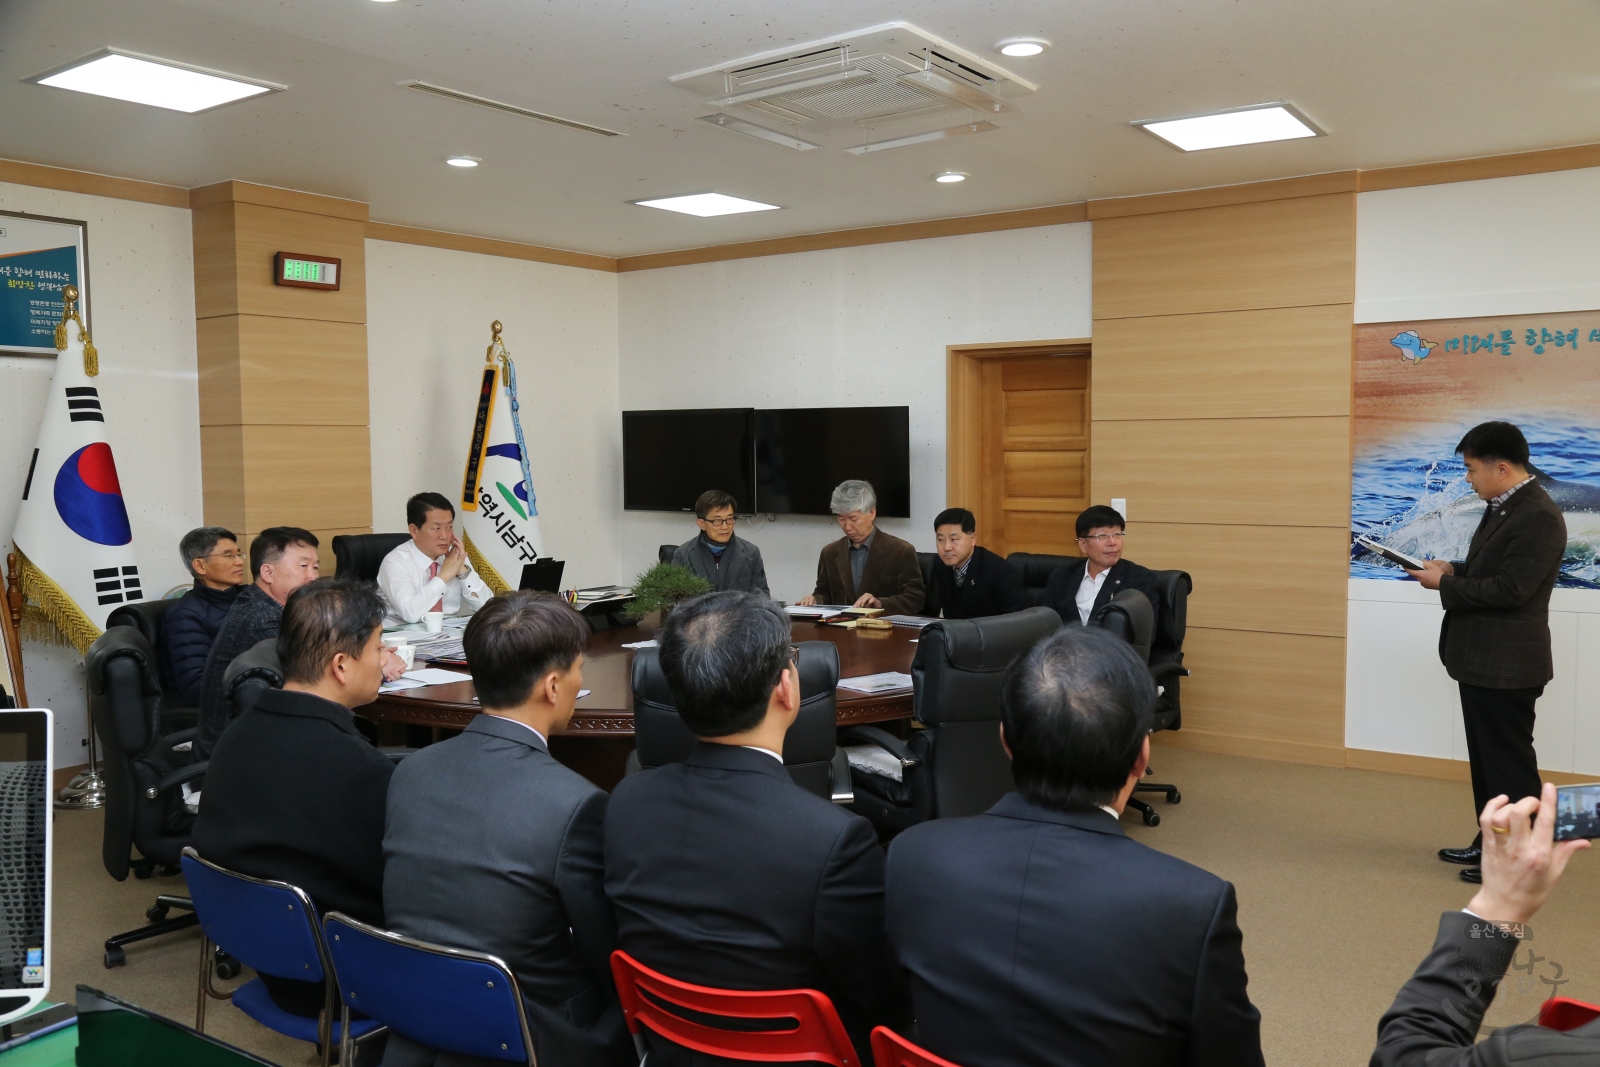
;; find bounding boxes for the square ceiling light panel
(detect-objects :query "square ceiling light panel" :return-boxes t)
[632,193,781,217]
[1134,103,1321,152]
[29,49,282,113]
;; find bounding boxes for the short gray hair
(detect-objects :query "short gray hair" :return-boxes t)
[830,480,877,515]
[179,526,236,575]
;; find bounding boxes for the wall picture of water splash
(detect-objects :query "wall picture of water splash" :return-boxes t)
[1353,312,1600,588]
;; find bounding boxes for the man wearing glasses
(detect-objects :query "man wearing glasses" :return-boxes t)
[669,489,770,596]
[1044,505,1161,627]
[162,526,248,707]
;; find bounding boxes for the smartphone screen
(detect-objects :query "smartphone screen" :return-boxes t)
[1554,782,1600,842]
[0,710,51,1024]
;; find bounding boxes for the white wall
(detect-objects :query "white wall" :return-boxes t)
[616,223,1094,602]
[0,182,200,768]
[1349,167,1600,773]
[365,240,622,588]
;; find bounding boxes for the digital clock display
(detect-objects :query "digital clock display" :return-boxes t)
[273,252,341,291]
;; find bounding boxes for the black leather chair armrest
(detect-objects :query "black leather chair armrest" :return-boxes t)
[162,727,198,747]
[828,748,854,805]
[145,761,209,800]
[838,725,917,767]
[379,747,418,764]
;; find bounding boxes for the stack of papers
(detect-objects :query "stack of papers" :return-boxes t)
[786,604,852,618]
[576,586,632,604]
[621,639,658,649]
[402,667,472,686]
[882,615,935,628]
[838,671,914,694]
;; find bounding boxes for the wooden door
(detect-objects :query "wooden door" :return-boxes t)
[949,343,1091,559]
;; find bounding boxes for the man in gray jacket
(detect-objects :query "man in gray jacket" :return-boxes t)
[382,591,632,1067]
[670,489,770,596]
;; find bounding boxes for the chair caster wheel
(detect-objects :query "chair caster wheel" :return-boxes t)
[214,953,241,980]
[145,904,169,923]
[1168,791,1181,805]
[103,947,126,968]
[1142,810,1160,827]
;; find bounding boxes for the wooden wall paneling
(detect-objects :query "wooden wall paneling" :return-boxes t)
[1126,521,1349,637]
[192,201,242,320]
[1176,627,1347,750]
[1093,193,1356,319]
[1091,416,1351,528]
[1092,305,1355,421]
[199,425,246,533]
[236,424,372,533]
[0,158,190,208]
[230,203,367,323]
[190,181,368,222]
[233,317,368,425]
[945,348,984,517]
[196,315,244,427]
[1087,171,1358,220]
[366,222,618,273]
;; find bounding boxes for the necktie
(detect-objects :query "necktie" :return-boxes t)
[427,561,444,612]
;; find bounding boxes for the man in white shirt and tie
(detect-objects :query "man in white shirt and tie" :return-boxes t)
[1042,505,1162,627]
[378,492,494,625]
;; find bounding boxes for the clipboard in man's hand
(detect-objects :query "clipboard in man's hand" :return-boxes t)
[1355,534,1429,570]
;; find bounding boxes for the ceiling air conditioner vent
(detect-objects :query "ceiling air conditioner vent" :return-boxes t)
[403,81,621,137]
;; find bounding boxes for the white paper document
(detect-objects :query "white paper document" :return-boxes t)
[379,677,428,693]
[838,671,914,694]
[786,604,851,617]
[402,667,473,686]
[621,639,658,649]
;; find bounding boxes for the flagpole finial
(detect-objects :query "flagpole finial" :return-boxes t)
[55,284,97,376]
[486,320,507,365]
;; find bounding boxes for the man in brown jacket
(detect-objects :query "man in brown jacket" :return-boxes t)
[797,479,925,615]
[1406,421,1567,885]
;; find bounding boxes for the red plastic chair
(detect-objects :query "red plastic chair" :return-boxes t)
[870,1026,964,1067]
[1539,996,1600,1032]
[609,950,859,1066]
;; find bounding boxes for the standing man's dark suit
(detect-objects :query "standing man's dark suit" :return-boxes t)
[605,743,904,1065]
[811,529,924,614]
[1043,557,1161,628]
[924,545,1026,619]
[1372,911,1600,1066]
[1437,481,1565,823]
[383,715,631,1067]
[193,687,393,1014]
[886,793,1262,1067]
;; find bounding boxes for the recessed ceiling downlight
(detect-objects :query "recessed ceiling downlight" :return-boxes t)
[934,171,968,183]
[29,48,281,113]
[1133,102,1322,152]
[446,156,480,168]
[632,193,780,218]
[996,38,1050,57]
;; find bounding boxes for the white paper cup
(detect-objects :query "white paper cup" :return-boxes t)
[423,611,444,633]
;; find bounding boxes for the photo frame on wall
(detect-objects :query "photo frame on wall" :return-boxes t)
[0,210,89,356]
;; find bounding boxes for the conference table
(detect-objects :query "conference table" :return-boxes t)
[357,617,923,789]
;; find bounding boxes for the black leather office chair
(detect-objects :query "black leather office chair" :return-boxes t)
[222,638,284,721]
[915,551,938,591]
[108,599,196,733]
[331,533,411,582]
[626,643,852,803]
[1092,572,1191,825]
[842,607,1061,839]
[0,684,12,710]
[1004,552,1076,608]
[87,626,210,968]
[658,544,676,564]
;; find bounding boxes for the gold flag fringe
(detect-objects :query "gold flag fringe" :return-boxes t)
[14,548,100,653]
[462,533,510,595]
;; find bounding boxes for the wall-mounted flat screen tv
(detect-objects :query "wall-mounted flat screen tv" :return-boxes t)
[755,406,910,518]
[622,408,754,513]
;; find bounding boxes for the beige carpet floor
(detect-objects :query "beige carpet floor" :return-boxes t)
[47,746,1600,1066]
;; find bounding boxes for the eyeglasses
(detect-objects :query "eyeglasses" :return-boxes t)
[1079,532,1125,543]
[703,516,736,528]
[789,646,800,663]
[202,551,244,561]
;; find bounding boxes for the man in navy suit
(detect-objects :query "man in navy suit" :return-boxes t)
[885,625,1263,1067]
[1044,505,1161,627]
[605,591,903,1065]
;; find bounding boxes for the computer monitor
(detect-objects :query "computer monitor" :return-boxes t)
[519,558,565,593]
[0,709,51,1025]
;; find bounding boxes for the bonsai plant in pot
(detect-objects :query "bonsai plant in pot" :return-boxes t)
[625,562,711,623]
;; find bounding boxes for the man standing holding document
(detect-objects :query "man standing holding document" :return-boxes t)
[1404,422,1566,885]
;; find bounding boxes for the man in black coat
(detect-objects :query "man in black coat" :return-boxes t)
[1043,505,1162,628]
[162,526,246,706]
[885,625,1263,1067]
[604,591,904,1065]
[193,577,395,1018]
[383,592,632,1067]
[923,508,1026,619]
[1405,422,1567,883]
[670,489,769,596]
[1371,784,1595,1066]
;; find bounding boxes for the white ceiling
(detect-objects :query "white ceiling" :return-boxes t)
[3,0,1599,257]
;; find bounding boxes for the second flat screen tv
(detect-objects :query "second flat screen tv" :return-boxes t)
[756,406,910,518]
[622,408,754,513]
